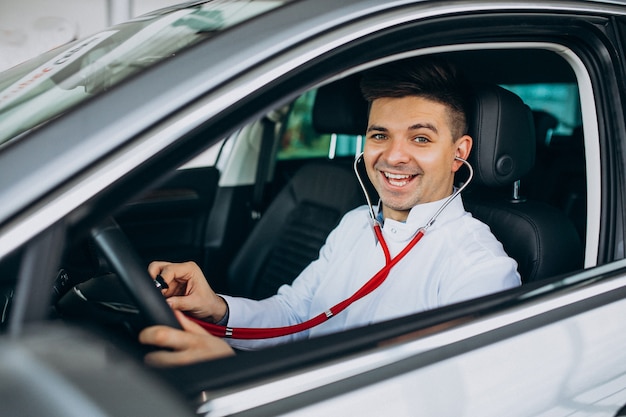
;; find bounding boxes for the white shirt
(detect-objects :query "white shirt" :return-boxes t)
[222,195,520,350]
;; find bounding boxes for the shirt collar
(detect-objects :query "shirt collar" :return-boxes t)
[375,189,466,230]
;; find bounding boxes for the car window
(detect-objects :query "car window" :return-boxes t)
[0,0,286,147]
[278,89,363,160]
[502,82,581,135]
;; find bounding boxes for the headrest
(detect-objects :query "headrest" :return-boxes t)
[468,84,536,187]
[312,75,368,135]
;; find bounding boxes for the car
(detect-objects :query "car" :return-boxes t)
[1,0,626,415]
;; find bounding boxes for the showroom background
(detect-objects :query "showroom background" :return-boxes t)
[0,0,183,72]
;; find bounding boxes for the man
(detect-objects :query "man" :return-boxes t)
[139,56,521,366]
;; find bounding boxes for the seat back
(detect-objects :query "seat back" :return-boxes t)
[226,78,366,299]
[464,84,583,282]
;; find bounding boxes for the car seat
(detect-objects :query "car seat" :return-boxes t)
[463,83,583,282]
[226,77,367,299]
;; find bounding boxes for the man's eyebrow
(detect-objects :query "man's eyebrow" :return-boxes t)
[367,123,438,133]
[409,122,438,133]
[367,125,388,133]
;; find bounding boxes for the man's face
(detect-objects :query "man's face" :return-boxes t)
[363,96,472,222]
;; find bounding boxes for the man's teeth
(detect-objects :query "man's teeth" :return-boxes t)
[384,172,413,186]
[384,172,411,179]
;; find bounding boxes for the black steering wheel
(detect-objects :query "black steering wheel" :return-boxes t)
[90,217,182,330]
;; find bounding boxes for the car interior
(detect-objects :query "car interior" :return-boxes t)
[110,48,587,292]
[0,45,590,396]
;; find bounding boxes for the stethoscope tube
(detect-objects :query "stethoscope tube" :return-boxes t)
[188,229,425,339]
[352,152,474,232]
[187,154,473,339]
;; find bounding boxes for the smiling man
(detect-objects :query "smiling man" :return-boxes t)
[365,95,471,221]
[139,56,521,366]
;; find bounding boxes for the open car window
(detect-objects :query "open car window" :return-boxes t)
[0,44,594,351]
[38,46,592,338]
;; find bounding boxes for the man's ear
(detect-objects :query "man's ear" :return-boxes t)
[453,134,472,172]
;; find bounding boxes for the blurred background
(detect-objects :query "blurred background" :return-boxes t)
[0,0,184,72]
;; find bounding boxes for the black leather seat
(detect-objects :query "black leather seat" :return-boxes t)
[463,84,583,282]
[227,162,364,299]
[226,78,366,299]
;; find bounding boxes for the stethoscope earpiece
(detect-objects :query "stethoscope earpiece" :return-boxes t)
[353,153,474,230]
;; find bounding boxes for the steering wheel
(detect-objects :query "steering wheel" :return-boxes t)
[90,217,183,330]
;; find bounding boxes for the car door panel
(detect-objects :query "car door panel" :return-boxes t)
[114,166,219,266]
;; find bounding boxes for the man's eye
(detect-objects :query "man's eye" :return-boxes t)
[371,133,387,140]
[413,136,429,143]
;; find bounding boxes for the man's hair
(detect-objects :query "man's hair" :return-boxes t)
[359,56,471,139]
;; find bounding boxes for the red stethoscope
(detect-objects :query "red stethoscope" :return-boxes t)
[187,154,473,339]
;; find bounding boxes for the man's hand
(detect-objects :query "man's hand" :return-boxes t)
[148,261,227,323]
[140,311,235,367]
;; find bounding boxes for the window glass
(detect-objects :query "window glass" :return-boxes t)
[278,89,362,160]
[500,83,581,135]
[0,0,286,147]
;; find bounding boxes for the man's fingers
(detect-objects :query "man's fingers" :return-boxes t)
[175,310,208,335]
[139,314,236,367]
[154,274,169,290]
[144,349,198,367]
[143,342,234,367]
[138,313,206,351]
[147,261,197,297]
[147,261,169,278]
[139,325,188,351]
[147,261,179,295]
[166,295,193,312]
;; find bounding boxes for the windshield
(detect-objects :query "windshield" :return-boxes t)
[0,0,285,146]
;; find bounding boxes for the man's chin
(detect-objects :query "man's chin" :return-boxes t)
[379,199,415,219]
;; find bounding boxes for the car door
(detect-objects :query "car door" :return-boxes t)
[114,164,220,266]
[4,1,626,416]
[181,2,626,416]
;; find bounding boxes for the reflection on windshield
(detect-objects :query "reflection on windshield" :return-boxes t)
[0,0,284,146]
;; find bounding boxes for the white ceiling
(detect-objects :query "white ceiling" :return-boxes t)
[0,0,183,71]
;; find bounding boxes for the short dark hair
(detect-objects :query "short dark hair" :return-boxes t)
[360,56,470,139]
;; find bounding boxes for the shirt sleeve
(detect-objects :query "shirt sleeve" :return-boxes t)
[437,217,522,305]
[441,256,520,305]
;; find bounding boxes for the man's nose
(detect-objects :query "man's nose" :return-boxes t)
[382,138,411,164]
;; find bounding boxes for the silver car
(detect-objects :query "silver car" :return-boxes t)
[1,1,626,416]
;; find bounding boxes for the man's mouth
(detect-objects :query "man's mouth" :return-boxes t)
[383,171,416,187]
